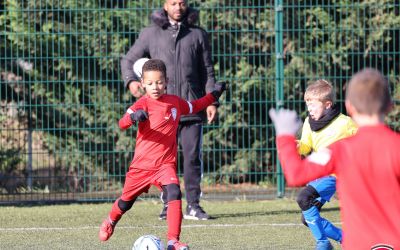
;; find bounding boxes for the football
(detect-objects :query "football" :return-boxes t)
[132,235,164,250]
[133,57,150,78]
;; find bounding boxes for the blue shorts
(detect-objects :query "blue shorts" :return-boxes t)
[308,176,336,202]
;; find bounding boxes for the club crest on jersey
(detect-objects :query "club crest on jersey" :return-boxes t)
[171,108,177,121]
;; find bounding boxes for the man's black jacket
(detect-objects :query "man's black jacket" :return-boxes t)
[121,8,217,122]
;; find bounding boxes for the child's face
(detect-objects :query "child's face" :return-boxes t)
[305,98,332,120]
[141,70,167,99]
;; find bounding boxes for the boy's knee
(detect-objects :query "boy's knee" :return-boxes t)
[163,184,182,201]
[118,198,136,212]
[296,186,320,211]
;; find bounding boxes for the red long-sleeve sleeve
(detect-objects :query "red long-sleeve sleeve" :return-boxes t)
[119,113,134,130]
[118,97,147,130]
[276,135,335,186]
[179,93,216,115]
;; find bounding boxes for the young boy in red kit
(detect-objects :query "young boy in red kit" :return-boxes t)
[98,59,225,250]
[269,68,400,249]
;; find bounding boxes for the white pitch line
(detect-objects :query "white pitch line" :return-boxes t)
[0,222,341,232]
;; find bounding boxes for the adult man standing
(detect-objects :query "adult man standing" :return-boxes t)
[121,0,217,220]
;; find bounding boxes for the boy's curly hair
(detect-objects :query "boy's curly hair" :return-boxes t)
[142,59,167,78]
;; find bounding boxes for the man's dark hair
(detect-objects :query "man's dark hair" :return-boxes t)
[142,59,167,78]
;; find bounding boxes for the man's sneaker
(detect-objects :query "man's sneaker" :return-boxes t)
[183,204,210,220]
[98,218,115,241]
[167,240,189,250]
[315,240,333,250]
[159,204,168,220]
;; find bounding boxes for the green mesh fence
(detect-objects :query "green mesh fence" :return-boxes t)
[0,1,399,204]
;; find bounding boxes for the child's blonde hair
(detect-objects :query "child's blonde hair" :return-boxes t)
[304,79,335,103]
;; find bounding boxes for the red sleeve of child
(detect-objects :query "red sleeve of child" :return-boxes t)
[118,98,147,130]
[179,93,216,115]
[276,135,336,186]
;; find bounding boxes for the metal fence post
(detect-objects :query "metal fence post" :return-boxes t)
[275,0,285,197]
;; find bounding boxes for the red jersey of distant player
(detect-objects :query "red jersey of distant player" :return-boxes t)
[276,125,400,249]
[119,93,216,171]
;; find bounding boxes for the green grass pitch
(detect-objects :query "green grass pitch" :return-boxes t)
[0,199,342,249]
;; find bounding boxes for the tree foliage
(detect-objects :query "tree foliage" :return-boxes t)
[0,0,399,192]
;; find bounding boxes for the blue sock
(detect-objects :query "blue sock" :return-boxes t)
[302,206,327,242]
[320,218,342,243]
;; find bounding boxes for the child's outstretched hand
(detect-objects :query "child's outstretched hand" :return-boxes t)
[130,110,149,123]
[269,108,302,136]
[211,82,227,100]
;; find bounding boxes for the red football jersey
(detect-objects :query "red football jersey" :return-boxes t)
[276,125,400,249]
[119,93,215,170]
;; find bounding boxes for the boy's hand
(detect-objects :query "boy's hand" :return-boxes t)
[130,110,148,122]
[269,108,302,136]
[211,82,227,100]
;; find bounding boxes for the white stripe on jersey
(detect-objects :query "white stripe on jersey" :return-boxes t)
[127,108,134,114]
[186,101,193,114]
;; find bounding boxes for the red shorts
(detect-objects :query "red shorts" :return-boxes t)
[120,164,180,201]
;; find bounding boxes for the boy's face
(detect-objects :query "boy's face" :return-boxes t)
[141,70,167,99]
[305,98,332,120]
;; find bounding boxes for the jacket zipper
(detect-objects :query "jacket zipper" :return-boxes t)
[175,25,181,98]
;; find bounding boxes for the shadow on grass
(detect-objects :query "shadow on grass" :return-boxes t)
[210,207,340,219]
